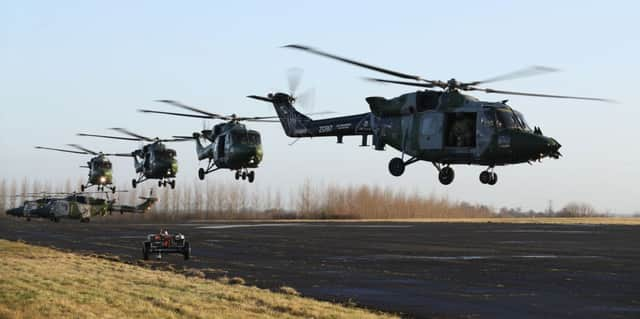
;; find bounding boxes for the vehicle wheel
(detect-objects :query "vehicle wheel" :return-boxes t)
[132,179,137,189]
[183,241,191,260]
[388,157,405,177]
[170,180,176,189]
[235,171,240,180]
[26,216,31,222]
[54,217,60,223]
[241,171,247,180]
[479,171,492,184]
[488,172,498,185]
[142,243,150,260]
[247,171,255,183]
[438,166,455,185]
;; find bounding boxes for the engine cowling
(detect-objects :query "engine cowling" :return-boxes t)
[366,93,417,117]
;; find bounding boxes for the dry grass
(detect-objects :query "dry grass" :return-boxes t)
[0,239,395,319]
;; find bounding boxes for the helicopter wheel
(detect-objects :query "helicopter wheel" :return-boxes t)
[198,168,206,180]
[480,171,492,184]
[112,186,116,194]
[241,171,247,180]
[488,172,498,185]
[159,180,163,188]
[247,171,255,183]
[235,171,240,180]
[170,180,176,189]
[81,185,85,192]
[438,166,455,185]
[132,179,137,189]
[388,157,405,177]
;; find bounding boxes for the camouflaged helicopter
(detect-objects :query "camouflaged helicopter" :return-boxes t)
[5,194,53,221]
[138,100,278,183]
[109,189,158,214]
[33,190,152,222]
[77,128,186,189]
[35,144,132,193]
[249,45,613,186]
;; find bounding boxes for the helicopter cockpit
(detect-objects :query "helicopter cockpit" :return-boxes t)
[494,108,531,131]
[156,149,176,160]
[231,131,261,145]
[93,161,112,169]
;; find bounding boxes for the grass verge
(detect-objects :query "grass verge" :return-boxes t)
[0,239,395,319]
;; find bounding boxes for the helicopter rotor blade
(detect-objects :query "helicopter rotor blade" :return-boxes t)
[283,44,434,83]
[103,152,135,157]
[35,146,87,155]
[463,65,560,87]
[364,77,437,88]
[233,115,281,121]
[466,86,616,103]
[156,100,231,120]
[138,109,212,119]
[77,133,140,141]
[158,137,194,142]
[110,128,154,142]
[66,144,98,155]
[296,87,316,113]
[287,67,304,97]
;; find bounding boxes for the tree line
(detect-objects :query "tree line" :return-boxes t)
[0,177,613,219]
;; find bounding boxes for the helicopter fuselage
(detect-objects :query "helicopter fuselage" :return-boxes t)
[196,122,263,170]
[261,90,561,184]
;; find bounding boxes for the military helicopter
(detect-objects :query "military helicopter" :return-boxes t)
[249,45,613,186]
[77,128,186,189]
[35,144,132,193]
[5,194,53,221]
[137,99,280,182]
[109,189,158,214]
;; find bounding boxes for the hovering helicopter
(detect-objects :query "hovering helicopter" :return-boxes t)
[77,128,186,189]
[249,45,613,185]
[35,144,132,193]
[137,100,280,182]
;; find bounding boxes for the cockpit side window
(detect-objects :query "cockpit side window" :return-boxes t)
[481,110,496,128]
[496,109,519,129]
[514,111,531,131]
[247,133,261,145]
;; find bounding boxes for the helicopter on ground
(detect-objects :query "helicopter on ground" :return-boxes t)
[249,45,613,186]
[25,191,151,223]
[138,100,280,182]
[77,128,186,189]
[109,189,158,214]
[35,144,132,193]
[5,194,53,220]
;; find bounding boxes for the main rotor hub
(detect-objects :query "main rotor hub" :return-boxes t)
[447,78,459,89]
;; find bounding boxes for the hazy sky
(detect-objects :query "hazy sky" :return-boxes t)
[1,1,639,214]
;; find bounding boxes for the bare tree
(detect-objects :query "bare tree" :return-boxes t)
[0,178,6,211]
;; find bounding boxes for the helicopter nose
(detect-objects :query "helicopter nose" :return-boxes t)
[546,138,562,159]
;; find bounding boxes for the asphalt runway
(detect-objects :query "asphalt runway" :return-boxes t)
[1,218,639,318]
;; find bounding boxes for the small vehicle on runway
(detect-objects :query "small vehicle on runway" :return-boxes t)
[142,229,191,260]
